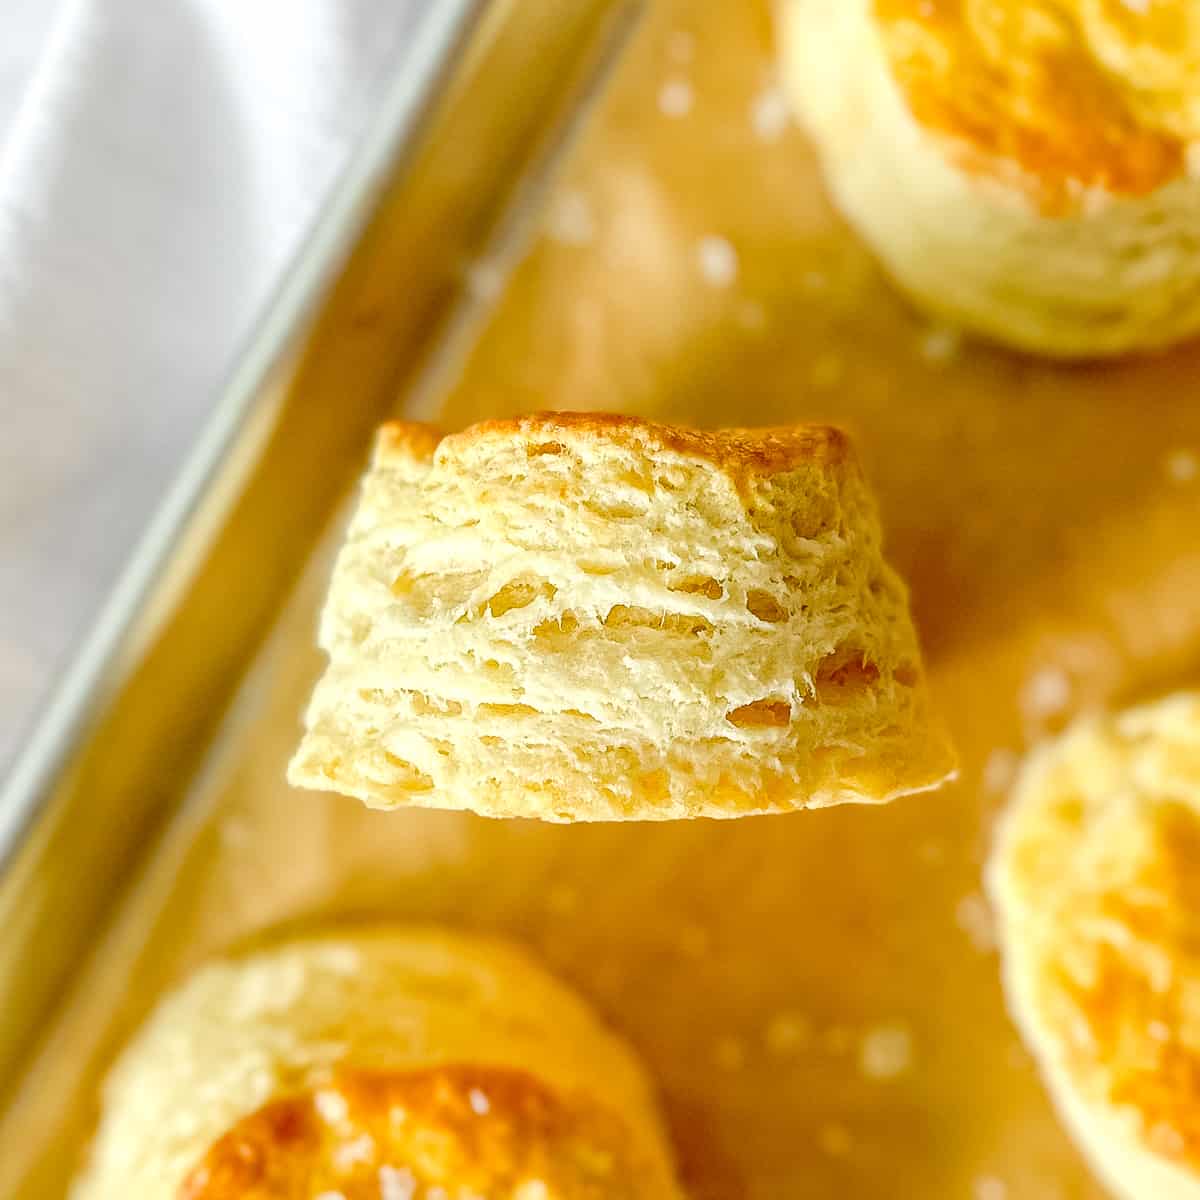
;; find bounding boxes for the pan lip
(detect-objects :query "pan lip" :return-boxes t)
[0,0,493,878]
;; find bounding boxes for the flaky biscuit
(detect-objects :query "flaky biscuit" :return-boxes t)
[779,0,1200,358]
[288,412,954,821]
[989,693,1200,1199]
[71,928,682,1199]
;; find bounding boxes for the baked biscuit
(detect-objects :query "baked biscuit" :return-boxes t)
[289,412,954,820]
[779,0,1200,358]
[988,693,1200,1199]
[71,928,683,1199]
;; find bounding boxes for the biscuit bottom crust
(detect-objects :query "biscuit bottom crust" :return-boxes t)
[181,1065,656,1200]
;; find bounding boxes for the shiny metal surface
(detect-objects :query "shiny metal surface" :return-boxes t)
[0,2,640,1194]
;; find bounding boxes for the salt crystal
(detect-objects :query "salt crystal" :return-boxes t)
[981,748,1019,796]
[765,1011,811,1056]
[516,1182,550,1200]
[316,1193,345,1200]
[1165,448,1198,484]
[546,190,596,246]
[1021,666,1071,723]
[465,260,504,301]
[469,1087,491,1115]
[956,892,997,953]
[1120,0,1150,11]
[858,1023,913,1079]
[697,235,738,286]
[974,1177,1007,1200]
[751,86,790,141]
[818,1123,853,1156]
[713,1035,747,1071]
[659,78,694,118]
[918,324,961,364]
[1149,1020,1172,1043]
[378,1166,417,1200]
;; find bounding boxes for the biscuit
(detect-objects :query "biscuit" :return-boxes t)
[779,0,1200,358]
[71,928,683,1199]
[988,693,1200,1199]
[288,412,954,820]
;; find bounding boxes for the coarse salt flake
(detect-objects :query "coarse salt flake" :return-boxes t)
[469,1087,491,1115]
[1166,448,1198,483]
[751,86,790,140]
[696,235,738,286]
[858,1023,913,1080]
[659,77,694,118]
[974,1177,1007,1200]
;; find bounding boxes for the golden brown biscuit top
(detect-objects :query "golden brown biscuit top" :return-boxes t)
[376,412,853,482]
[180,1065,664,1199]
[1009,700,1200,1167]
[873,0,1200,208]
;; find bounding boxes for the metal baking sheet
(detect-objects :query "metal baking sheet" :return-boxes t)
[5,2,1200,1198]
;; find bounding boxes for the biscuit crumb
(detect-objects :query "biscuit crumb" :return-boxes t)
[859,1023,913,1079]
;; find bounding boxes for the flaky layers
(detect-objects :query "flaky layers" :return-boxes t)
[289,413,953,821]
[779,0,1200,357]
[71,929,682,1199]
[988,693,1200,1200]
